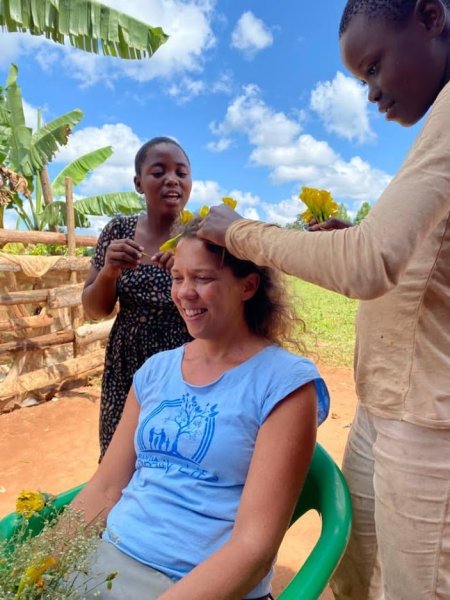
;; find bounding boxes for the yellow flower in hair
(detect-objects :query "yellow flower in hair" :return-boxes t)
[159,233,182,252]
[198,205,210,218]
[16,491,46,518]
[222,196,237,209]
[299,186,338,224]
[180,209,194,224]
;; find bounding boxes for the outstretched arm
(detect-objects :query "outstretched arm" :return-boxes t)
[198,83,450,300]
[158,382,317,600]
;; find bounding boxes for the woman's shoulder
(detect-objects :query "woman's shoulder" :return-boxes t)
[258,344,319,371]
[256,345,329,424]
[137,345,183,375]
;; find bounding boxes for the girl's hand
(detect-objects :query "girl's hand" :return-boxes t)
[197,205,243,247]
[102,239,143,278]
[308,217,353,231]
[150,250,175,272]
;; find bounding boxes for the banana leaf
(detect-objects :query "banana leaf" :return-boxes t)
[0,0,168,59]
[40,192,144,228]
[51,145,113,196]
[40,200,91,228]
[29,108,84,172]
[74,192,144,216]
[4,64,34,178]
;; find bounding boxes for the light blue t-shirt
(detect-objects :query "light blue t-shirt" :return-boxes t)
[104,344,329,598]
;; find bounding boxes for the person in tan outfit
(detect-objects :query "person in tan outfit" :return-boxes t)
[194,1,450,598]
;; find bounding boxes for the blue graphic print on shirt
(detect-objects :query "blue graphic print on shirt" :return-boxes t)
[136,393,219,481]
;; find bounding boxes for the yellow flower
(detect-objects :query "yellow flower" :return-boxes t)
[159,233,182,252]
[16,491,46,518]
[299,186,338,224]
[222,196,237,209]
[198,205,210,218]
[180,209,194,224]
[15,555,57,597]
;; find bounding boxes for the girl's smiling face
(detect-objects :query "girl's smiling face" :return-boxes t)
[171,238,257,340]
[340,7,449,126]
[134,142,192,220]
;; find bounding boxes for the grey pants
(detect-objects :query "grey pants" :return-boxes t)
[72,540,173,599]
[73,540,274,599]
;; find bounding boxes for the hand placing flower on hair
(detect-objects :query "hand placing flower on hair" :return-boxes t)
[156,198,240,263]
[197,203,242,247]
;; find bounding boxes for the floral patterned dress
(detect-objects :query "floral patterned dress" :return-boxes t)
[92,215,191,459]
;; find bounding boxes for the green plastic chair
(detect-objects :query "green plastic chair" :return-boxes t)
[0,443,351,599]
[278,443,351,599]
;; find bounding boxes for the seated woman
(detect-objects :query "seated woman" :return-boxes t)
[71,216,330,600]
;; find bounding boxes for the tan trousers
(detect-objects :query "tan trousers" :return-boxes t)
[331,405,450,600]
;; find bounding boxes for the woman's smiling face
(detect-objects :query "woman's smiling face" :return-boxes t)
[171,238,253,340]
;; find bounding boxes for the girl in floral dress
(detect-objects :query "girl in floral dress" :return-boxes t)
[82,137,192,459]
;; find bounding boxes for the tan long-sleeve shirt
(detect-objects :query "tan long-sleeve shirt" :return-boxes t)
[226,82,450,429]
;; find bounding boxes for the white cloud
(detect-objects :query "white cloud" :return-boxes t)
[207,138,232,153]
[189,181,262,219]
[262,194,301,226]
[209,84,392,206]
[227,189,260,207]
[0,32,48,67]
[228,190,261,219]
[168,78,205,104]
[231,11,273,59]
[310,71,375,143]
[210,71,233,95]
[52,123,143,195]
[212,84,301,147]
[190,180,222,205]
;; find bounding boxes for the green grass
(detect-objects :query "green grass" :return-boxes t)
[289,278,358,367]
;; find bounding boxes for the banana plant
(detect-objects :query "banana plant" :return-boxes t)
[0,0,168,59]
[5,64,83,185]
[1,65,144,230]
[1,64,84,229]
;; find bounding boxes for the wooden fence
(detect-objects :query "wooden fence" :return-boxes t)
[0,181,112,413]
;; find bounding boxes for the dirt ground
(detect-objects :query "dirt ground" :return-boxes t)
[0,364,356,599]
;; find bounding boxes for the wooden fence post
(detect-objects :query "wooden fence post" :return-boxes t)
[65,177,84,354]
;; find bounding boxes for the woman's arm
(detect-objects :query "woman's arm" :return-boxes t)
[82,238,143,320]
[70,388,139,526]
[159,382,317,600]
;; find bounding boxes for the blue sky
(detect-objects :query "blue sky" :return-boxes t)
[1,0,423,231]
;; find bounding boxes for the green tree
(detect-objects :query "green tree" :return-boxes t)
[1,64,143,230]
[285,216,306,230]
[354,201,372,225]
[336,202,351,222]
[0,0,168,59]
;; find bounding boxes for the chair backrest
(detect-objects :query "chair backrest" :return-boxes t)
[279,443,352,599]
[0,444,351,599]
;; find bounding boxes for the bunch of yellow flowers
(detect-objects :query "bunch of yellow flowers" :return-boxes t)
[1,490,117,599]
[299,186,338,225]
